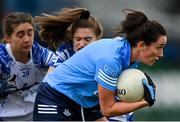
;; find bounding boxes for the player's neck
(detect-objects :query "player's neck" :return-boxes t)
[13,52,30,64]
[130,47,139,62]
[10,45,31,64]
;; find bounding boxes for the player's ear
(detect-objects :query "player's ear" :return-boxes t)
[3,34,11,43]
[137,40,145,49]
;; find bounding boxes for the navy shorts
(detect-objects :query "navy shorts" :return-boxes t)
[33,82,104,121]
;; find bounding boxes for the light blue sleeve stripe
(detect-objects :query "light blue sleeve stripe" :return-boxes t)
[99,69,118,81]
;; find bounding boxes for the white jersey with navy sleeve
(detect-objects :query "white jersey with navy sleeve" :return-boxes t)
[0,42,58,120]
[53,41,75,67]
[44,37,139,108]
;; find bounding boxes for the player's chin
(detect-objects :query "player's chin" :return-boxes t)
[77,47,83,51]
[21,48,31,53]
[148,63,154,66]
[144,61,155,66]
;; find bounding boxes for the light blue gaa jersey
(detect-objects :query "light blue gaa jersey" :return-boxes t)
[0,42,58,119]
[44,37,139,108]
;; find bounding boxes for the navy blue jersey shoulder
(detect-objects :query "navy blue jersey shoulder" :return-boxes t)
[32,42,55,67]
[0,44,12,79]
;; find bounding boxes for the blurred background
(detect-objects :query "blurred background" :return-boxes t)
[1,0,180,120]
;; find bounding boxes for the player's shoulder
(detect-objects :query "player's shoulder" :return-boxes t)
[32,41,53,55]
[97,57,121,77]
[0,43,7,52]
[0,44,9,59]
[0,44,12,65]
[32,41,43,51]
[57,41,73,52]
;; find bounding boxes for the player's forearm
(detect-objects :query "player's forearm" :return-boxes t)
[102,100,148,117]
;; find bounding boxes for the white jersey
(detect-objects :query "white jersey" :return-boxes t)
[0,42,58,120]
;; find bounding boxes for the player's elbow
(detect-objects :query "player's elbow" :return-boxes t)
[101,108,112,117]
[101,107,126,117]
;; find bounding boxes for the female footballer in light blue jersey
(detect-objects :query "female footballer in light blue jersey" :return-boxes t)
[0,12,58,121]
[33,9,167,121]
[34,7,133,121]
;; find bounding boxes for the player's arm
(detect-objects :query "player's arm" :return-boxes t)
[32,42,58,67]
[98,84,148,117]
[94,58,153,117]
[46,42,74,73]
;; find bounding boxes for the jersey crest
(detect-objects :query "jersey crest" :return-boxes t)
[104,64,118,77]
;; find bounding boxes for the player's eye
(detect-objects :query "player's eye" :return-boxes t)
[84,36,93,42]
[16,31,24,38]
[74,37,81,42]
[27,29,33,36]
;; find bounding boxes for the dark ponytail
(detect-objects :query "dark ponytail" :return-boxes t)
[121,9,148,33]
[116,9,166,47]
[80,10,90,19]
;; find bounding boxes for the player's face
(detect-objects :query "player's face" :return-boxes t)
[72,28,97,52]
[6,23,34,54]
[140,35,167,66]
